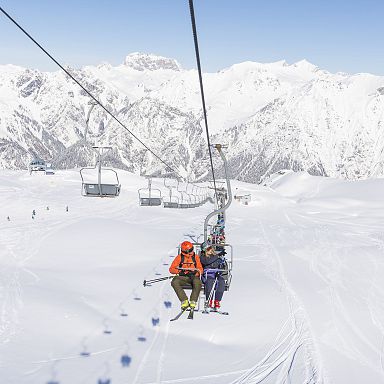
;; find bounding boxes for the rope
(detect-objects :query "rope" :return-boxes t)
[0,6,184,181]
[188,0,219,205]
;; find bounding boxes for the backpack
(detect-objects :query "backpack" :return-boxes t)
[179,253,197,276]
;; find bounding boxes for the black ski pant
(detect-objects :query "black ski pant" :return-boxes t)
[171,275,202,303]
[204,276,225,301]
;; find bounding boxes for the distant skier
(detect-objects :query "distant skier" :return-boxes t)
[66,205,69,212]
[7,216,10,221]
[169,241,203,310]
[46,206,49,211]
[200,244,227,310]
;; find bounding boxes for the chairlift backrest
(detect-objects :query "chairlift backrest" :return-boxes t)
[138,176,163,206]
[177,242,233,291]
[79,146,121,197]
[29,158,47,174]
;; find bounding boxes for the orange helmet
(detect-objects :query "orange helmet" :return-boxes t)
[181,241,194,254]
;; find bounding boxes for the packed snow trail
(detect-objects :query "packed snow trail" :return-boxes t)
[2,170,384,383]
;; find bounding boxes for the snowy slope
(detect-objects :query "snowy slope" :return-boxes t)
[1,170,384,383]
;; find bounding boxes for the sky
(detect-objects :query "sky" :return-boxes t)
[1,0,384,75]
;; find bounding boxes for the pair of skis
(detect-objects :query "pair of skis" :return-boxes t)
[202,308,229,315]
[170,307,229,321]
[170,307,194,321]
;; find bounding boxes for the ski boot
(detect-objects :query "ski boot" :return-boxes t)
[212,300,221,312]
[181,300,189,310]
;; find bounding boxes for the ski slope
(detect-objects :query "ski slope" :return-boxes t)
[1,170,384,383]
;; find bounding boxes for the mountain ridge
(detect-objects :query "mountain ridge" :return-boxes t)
[1,52,384,182]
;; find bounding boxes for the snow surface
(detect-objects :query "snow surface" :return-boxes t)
[1,170,384,383]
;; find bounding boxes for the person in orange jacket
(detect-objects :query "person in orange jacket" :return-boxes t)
[169,241,203,310]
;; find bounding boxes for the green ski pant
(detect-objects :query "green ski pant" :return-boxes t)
[171,275,202,303]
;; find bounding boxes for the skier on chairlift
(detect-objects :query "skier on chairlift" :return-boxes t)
[169,241,203,310]
[200,243,226,310]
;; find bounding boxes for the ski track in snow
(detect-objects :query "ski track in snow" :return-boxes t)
[229,218,322,384]
[132,279,169,384]
[280,207,384,382]
[4,171,384,383]
[0,200,135,348]
[143,369,249,384]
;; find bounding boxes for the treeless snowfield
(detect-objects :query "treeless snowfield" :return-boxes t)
[1,169,384,383]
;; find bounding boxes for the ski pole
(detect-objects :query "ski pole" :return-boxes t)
[143,276,173,287]
[206,275,218,308]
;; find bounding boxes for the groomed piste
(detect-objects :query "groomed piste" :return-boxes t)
[1,169,384,383]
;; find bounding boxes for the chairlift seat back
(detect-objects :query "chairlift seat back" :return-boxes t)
[163,201,179,208]
[83,183,120,197]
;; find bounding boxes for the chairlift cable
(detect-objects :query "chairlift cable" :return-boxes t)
[0,6,184,182]
[188,0,219,205]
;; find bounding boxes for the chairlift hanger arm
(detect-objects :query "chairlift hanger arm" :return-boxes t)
[188,0,219,204]
[204,145,232,242]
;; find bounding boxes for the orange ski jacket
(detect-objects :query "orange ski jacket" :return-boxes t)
[169,252,203,276]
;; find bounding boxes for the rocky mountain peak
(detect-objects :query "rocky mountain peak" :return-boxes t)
[123,52,181,72]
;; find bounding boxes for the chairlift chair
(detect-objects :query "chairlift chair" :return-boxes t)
[174,242,233,310]
[163,177,179,208]
[138,176,162,206]
[211,243,233,291]
[29,158,46,175]
[176,182,189,208]
[79,146,121,197]
[45,163,55,175]
[180,191,192,208]
[163,195,179,208]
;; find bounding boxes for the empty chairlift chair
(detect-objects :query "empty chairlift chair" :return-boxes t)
[45,162,55,175]
[163,178,179,208]
[177,182,191,209]
[138,176,162,206]
[80,146,121,197]
[29,158,46,175]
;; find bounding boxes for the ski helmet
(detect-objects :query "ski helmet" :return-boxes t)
[181,241,194,254]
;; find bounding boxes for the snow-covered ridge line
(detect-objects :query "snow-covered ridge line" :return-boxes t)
[1,53,384,182]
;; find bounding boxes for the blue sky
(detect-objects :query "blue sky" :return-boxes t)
[1,0,384,75]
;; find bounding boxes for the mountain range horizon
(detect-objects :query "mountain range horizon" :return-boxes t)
[1,51,384,183]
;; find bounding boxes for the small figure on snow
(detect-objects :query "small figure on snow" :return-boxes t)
[7,216,10,221]
[65,205,69,212]
[169,241,203,310]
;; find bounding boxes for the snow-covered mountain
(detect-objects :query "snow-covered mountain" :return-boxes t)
[1,53,384,182]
